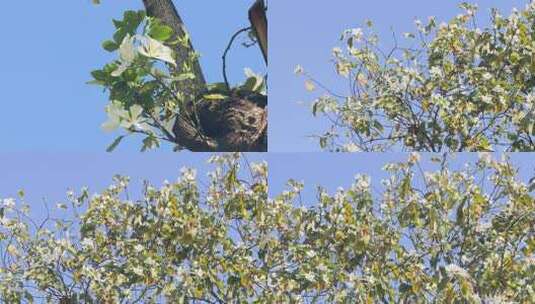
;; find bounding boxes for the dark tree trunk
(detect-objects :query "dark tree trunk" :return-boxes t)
[142,0,206,94]
[142,0,267,152]
[249,0,268,64]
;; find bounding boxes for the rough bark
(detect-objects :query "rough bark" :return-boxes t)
[142,0,206,94]
[249,0,268,64]
[143,0,267,152]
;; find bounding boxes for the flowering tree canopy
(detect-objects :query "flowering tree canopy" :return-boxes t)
[1,153,533,303]
[298,2,535,152]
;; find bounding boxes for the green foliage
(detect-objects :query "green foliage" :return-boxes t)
[147,19,174,42]
[90,10,184,152]
[298,2,535,152]
[1,153,533,302]
[91,9,267,152]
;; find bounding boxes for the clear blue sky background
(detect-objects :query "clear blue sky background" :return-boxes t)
[270,0,528,151]
[0,0,264,152]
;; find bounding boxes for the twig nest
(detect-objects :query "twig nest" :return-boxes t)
[174,91,267,152]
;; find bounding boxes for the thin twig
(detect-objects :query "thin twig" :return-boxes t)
[222,26,251,91]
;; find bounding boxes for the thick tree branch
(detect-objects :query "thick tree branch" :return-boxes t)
[142,0,206,94]
[249,0,268,64]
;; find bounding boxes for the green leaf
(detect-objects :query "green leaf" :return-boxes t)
[141,135,160,152]
[400,175,411,198]
[91,70,107,81]
[206,82,230,93]
[240,68,265,93]
[113,28,128,44]
[112,19,123,29]
[89,69,109,85]
[106,136,125,152]
[241,77,258,92]
[113,10,145,43]
[172,73,196,82]
[102,40,119,52]
[148,23,174,42]
[319,136,327,149]
[203,94,227,100]
[312,102,319,116]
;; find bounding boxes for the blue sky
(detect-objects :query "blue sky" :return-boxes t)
[0,0,264,152]
[270,0,529,151]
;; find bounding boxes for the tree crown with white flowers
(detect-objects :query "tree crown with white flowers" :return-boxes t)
[1,153,534,303]
[298,2,535,152]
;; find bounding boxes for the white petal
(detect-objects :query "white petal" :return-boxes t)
[138,35,176,66]
[129,104,144,120]
[119,34,136,63]
[101,117,120,132]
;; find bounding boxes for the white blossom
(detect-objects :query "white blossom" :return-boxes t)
[445,264,471,279]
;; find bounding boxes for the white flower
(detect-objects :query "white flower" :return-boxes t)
[180,167,197,182]
[343,142,360,152]
[482,72,493,81]
[3,198,16,209]
[483,295,513,304]
[478,152,492,164]
[492,86,505,94]
[251,161,267,177]
[120,104,151,131]
[481,95,492,104]
[137,35,176,67]
[430,66,443,78]
[352,174,371,192]
[134,244,144,253]
[445,264,471,279]
[112,34,176,77]
[346,28,363,41]
[132,266,145,276]
[81,238,95,250]
[101,101,129,132]
[475,221,492,233]
[303,272,316,282]
[112,34,137,77]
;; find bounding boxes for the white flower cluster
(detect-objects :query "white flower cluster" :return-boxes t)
[445,263,471,279]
